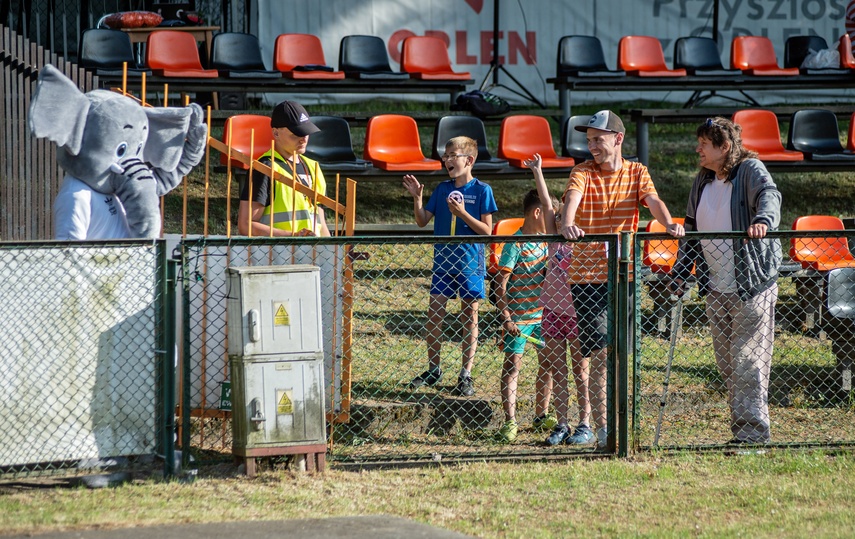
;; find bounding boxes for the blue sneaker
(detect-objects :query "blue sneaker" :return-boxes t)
[546,423,570,446]
[596,428,608,449]
[565,425,595,445]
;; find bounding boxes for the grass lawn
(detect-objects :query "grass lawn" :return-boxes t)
[1,451,853,538]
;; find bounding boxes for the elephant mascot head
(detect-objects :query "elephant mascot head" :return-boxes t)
[29,64,207,239]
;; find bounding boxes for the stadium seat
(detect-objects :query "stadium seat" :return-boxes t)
[826,267,855,318]
[338,35,410,80]
[643,218,686,274]
[560,115,594,161]
[487,217,526,305]
[220,114,273,169]
[847,112,855,152]
[555,35,625,77]
[431,115,508,171]
[560,115,638,163]
[363,114,442,171]
[273,33,345,79]
[839,34,855,69]
[210,32,281,78]
[730,36,799,76]
[145,30,219,78]
[787,109,855,160]
[784,35,848,75]
[617,35,687,77]
[78,28,150,77]
[497,115,576,169]
[731,109,804,162]
[673,36,739,75]
[305,116,371,171]
[401,36,471,80]
[790,215,855,271]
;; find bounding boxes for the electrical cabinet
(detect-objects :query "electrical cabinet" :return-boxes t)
[226,265,326,475]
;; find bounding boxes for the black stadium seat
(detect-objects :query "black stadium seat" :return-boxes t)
[787,109,855,160]
[556,35,625,77]
[78,28,150,77]
[209,32,281,78]
[432,115,508,171]
[673,36,739,75]
[338,35,410,80]
[304,116,372,171]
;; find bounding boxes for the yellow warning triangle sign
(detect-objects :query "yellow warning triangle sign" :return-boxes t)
[274,303,290,326]
[277,390,293,414]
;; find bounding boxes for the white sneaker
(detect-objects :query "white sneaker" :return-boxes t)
[596,428,608,449]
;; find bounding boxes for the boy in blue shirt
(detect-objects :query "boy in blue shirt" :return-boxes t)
[402,136,498,396]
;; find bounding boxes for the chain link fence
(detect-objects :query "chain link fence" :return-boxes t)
[0,241,174,478]
[179,234,622,465]
[634,229,855,451]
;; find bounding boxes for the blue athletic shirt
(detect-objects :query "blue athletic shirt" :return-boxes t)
[424,178,498,276]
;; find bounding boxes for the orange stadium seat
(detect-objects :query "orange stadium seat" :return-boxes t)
[643,218,686,274]
[145,30,219,77]
[839,34,855,69]
[273,33,345,79]
[730,36,799,76]
[401,36,471,80]
[220,114,273,169]
[617,35,687,77]
[790,215,855,271]
[497,115,575,169]
[731,110,804,162]
[363,114,442,171]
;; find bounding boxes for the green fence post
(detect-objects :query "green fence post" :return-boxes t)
[163,244,178,478]
[617,232,631,458]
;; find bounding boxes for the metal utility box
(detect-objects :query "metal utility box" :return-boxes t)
[226,265,327,475]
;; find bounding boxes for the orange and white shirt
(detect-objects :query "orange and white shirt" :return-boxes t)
[564,159,658,283]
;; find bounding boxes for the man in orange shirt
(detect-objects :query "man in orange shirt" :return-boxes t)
[559,110,683,448]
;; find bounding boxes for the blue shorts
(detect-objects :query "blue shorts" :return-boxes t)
[503,323,541,355]
[431,273,486,299]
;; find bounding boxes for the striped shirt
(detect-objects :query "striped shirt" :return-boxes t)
[498,231,547,325]
[564,159,658,283]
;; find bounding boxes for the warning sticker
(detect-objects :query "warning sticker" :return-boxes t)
[273,302,290,326]
[276,389,294,415]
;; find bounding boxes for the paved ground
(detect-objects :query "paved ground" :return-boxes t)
[6,517,475,539]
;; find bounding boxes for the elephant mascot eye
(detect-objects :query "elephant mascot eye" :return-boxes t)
[115,142,128,158]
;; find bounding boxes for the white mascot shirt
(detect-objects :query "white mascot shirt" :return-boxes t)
[54,176,131,240]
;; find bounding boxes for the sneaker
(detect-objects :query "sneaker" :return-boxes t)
[545,423,570,446]
[565,424,595,445]
[532,414,559,433]
[454,375,475,397]
[596,428,608,449]
[410,368,442,388]
[495,420,518,443]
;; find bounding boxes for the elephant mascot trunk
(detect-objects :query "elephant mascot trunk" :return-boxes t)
[29,64,207,239]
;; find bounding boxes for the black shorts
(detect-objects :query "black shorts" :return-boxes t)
[570,283,610,357]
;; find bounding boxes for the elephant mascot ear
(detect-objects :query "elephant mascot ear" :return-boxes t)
[28,64,91,155]
[143,106,193,172]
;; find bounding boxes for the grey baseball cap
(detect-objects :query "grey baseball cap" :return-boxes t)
[575,109,625,135]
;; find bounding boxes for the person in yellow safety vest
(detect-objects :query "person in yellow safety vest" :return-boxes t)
[238,100,331,237]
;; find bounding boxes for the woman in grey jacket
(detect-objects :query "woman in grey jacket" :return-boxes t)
[671,117,782,444]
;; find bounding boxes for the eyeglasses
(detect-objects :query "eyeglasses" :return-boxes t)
[440,153,471,161]
[705,118,723,129]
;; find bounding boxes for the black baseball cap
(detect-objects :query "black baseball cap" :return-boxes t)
[270,100,320,136]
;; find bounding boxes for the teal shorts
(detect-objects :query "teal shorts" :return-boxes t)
[503,323,541,355]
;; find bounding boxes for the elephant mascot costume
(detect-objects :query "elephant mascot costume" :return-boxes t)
[29,64,207,239]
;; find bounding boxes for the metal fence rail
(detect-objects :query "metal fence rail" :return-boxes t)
[634,229,855,451]
[179,234,622,464]
[0,241,174,478]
